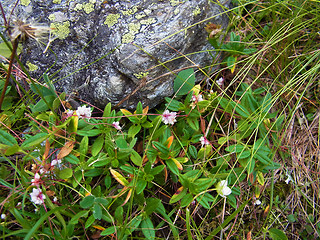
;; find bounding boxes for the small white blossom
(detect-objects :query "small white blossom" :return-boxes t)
[31,173,41,187]
[216,77,224,86]
[285,173,293,184]
[51,159,61,167]
[39,166,48,175]
[30,188,46,205]
[112,121,122,130]
[76,105,92,119]
[162,110,177,125]
[1,214,6,220]
[254,199,261,205]
[191,94,204,102]
[53,197,58,202]
[200,136,210,147]
[65,109,74,118]
[216,180,232,197]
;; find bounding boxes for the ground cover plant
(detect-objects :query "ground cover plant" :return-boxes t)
[0,0,320,239]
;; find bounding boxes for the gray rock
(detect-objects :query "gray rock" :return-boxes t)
[3,0,229,109]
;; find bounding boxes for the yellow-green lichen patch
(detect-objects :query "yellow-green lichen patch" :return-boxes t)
[53,0,62,4]
[122,32,135,44]
[140,18,156,25]
[50,21,70,40]
[20,0,31,6]
[192,7,201,16]
[128,22,141,33]
[174,7,180,15]
[170,0,180,7]
[134,71,149,79]
[135,13,146,20]
[83,2,95,14]
[26,61,38,72]
[74,3,83,11]
[48,14,56,21]
[104,14,120,28]
[121,6,138,16]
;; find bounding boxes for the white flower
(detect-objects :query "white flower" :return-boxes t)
[191,94,204,102]
[216,77,224,86]
[285,173,293,184]
[51,159,61,167]
[53,197,58,202]
[65,109,74,118]
[39,166,48,175]
[76,105,92,119]
[162,110,177,125]
[112,121,122,130]
[199,136,210,147]
[254,199,261,205]
[31,173,41,187]
[216,180,232,197]
[1,214,6,220]
[30,188,46,205]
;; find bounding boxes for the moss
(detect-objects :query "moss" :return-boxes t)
[140,18,156,25]
[20,0,31,6]
[48,14,56,21]
[83,2,95,14]
[122,32,135,44]
[53,0,62,3]
[192,7,201,16]
[50,21,70,40]
[121,6,138,16]
[104,14,120,28]
[26,61,38,72]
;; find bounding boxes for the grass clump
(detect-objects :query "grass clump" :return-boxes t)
[0,0,320,239]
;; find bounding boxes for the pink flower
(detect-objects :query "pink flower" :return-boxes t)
[162,110,177,125]
[30,188,46,205]
[199,136,210,147]
[112,121,122,130]
[65,109,74,118]
[31,173,41,187]
[76,105,92,119]
[191,94,204,102]
[51,159,61,167]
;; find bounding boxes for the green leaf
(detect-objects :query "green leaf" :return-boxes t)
[174,68,195,96]
[101,226,116,236]
[0,129,18,146]
[91,135,104,156]
[186,117,199,131]
[181,193,194,208]
[141,217,155,240]
[115,206,123,223]
[237,150,251,159]
[145,198,161,216]
[220,98,250,118]
[166,158,180,176]
[169,187,187,204]
[128,124,141,138]
[21,133,49,149]
[130,150,142,166]
[150,165,165,175]
[58,168,73,179]
[269,228,288,240]
[126,215,142,234]
[188,145,197,159]
[77,129,102,137]
[70,210,89,224]
[84,215,95,228]
[225,144,245,153]
[165,97,184,111]
[65,154,80,164]
[93,203,102,220]
[0,41,22,58]
[80,195,95,209]
[136,179,147,194]
[152,141,169,155]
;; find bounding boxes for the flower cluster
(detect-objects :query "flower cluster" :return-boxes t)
[216,77,224,86]
[30,188,46,205]
[191,94,204,103]
[76,105,92,119]
[162,110,177,125]
[199,136,210,147]
[112,121,122,130]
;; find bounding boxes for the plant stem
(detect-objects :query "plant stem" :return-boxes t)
[0,38,18,111]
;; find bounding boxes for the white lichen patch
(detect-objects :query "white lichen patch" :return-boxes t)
[50,21,70,40]
[174,7,180,15]
[192,6,201,16]
[134,72,149,79]
[20,0,31,6]
[104,14,120,28]
[121,6,138,16]
[53,0,62,4]
[144,9,152,15]
[26,61,38,72]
